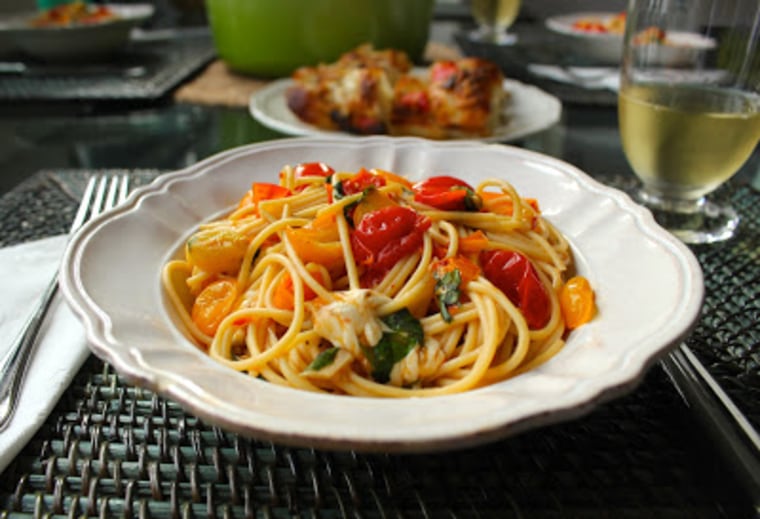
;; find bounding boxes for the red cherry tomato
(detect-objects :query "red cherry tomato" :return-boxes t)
[412,176,480,211]
[341,168,386,196]
[480,250,551,329]
[294,162,334,178]
[351,206,431,286]
[430,61,459,84]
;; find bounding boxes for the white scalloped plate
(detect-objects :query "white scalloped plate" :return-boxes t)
[59,137,703,453]
[249,78,562,143]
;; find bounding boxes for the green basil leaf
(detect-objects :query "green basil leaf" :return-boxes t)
[333,181,346,200]
[363,309,423,383]
[434,268,462,323]
[307,347,339,371]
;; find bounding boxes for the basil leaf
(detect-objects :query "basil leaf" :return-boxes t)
[307,347,339,371]
[333,181,346,200]
[434,268,462,323]
[363,309,423,383]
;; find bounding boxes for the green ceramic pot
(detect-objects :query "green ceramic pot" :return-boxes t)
[205,0,434,78]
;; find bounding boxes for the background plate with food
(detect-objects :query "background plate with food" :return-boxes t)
[0,2,154,62]
[545,11,714,66]
[59,137,703,453]
[250,45,561,142]
[250,77,561,143]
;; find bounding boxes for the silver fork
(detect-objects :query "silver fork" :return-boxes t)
[0,173,130,429]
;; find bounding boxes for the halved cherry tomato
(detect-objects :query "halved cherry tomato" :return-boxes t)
[560,276,596,330]
[480,250,551,329]
[351,188,397,227]
[238,183,291,212]
[285,213,345,272]
[191,279,237,337]
[412,176,481,211]
[272,264,330,310]
[340,168,386,196]
[295,162,334,178]
[351,205,430,285]
[253,183,290,205]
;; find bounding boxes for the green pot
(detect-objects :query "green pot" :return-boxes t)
[205,0,434,78]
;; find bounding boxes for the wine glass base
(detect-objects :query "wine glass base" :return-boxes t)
[634,190,740,244]
[467,28,518,46]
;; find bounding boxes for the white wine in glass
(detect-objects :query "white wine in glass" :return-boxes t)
[618,0,760,244]
[469,0,521,45]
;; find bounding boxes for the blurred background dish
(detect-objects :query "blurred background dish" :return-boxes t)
[545,11,715,67]
[0,3,154,62]
[205,0,435,78]
[544,11,626,65]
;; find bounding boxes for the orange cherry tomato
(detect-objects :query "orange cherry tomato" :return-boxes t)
[237,182,291,212]
[433,256,481,288]
[191,279,238,337]
[272,264,330,310]
[285,213,345,272]
[560,276,596,330]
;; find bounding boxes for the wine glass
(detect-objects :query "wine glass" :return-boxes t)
[618,0,760,244]
[468,0,522,45]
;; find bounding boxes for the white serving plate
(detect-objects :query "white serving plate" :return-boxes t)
[59,137,704,453]
[249,78,562,143]
[0,3,154,62]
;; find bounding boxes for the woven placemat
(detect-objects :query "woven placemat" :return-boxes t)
[0,36,215,103]
[173,42,463,108]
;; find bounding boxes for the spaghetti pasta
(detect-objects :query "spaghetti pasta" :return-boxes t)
[162,163,596,397]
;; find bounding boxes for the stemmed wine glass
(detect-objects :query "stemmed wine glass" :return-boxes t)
[618,0,760,244]
[468,0,522,45]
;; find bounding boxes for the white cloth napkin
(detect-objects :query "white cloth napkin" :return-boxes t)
[528,64,621,91]
[0,235,89,473]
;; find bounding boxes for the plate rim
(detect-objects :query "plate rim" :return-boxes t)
[59,136,704,453]
[248,78,562,143]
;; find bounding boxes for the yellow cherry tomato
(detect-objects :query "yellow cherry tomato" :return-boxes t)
[191,279,238,337]
[560,276,596,330]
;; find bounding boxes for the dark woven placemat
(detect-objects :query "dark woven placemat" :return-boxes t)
[0,169,757,517]
[0,33,215,103]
